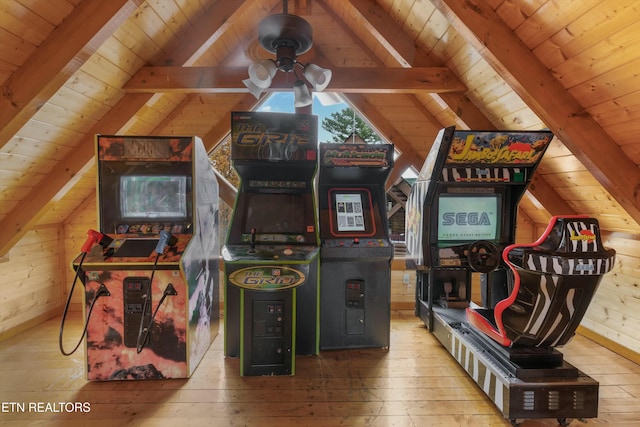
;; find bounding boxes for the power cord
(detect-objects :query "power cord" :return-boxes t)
[59,230,112,356]
[136,283,178,354]
[136,230,178,353]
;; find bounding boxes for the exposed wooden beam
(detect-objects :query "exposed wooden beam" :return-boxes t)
[0,93,151,256]
[432,0,640,224]
[338,0,574,216]
[343,0,417,68]
[201,94,262,207]
[0,0,254,257]
[339,0,493,128]
[311,0,441,179]
[0,0,141,151]
[201,95,263,153]
[123,66,466,94]
[385,154,415,192]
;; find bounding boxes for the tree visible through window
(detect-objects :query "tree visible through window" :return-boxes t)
[321,107,383,144]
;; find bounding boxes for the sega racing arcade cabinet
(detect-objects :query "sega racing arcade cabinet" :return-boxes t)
[67,135,220,381]
[318,143,394,350]
[405,127,615,425]
[223,112,320,376]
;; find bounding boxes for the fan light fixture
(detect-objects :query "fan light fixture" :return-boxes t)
[243,1,332,107]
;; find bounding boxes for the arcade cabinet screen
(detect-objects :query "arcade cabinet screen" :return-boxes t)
[120,176,188,219]
[437,194,500,242]
[335,193,365,232]
[243,193,305,234]
[328,188,376,236]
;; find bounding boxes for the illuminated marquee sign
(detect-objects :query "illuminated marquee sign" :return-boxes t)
[230,112,317,161]
[97,136,193,162]
[320,143,393,167]
[447,131,552,165]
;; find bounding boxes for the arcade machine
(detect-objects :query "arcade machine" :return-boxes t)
[405,126,616,425]
[318,143,394,349]
[223,112,320,376]
[64,135,220,381]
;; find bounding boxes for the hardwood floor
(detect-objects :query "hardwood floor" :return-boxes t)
[1,310,639,426]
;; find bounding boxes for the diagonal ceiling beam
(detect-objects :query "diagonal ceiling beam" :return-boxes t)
[0,0,254,257]
[312,0,441,175]
[0,0,143,151]
[343,0,418,68]
[200,94,264,206]
[340,0,493,129]
[432,0,640,224]
[123,66,466,93]
[340,0,574,217]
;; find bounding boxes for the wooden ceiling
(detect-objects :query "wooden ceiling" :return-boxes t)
[1,0,640,257]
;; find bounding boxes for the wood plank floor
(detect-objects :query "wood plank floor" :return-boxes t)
[1,310,639,426]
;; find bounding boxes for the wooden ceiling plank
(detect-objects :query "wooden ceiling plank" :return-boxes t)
[342,0,417,67]
[339,0,495,128]
[0,0,254,257]
[340,0,572,217]
[123,65,466,93]
[432,0,640,225]
[200,94,262,153]
[201,94,263,206]
[0,92,151,257]
[0,0,142,151]
[313,0,442,176]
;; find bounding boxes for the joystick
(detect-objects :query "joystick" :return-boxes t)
[249,228,257,254]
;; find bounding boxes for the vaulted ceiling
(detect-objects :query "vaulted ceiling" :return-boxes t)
[1,0,640,257]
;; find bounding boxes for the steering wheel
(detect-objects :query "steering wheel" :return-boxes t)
[467,240,501,273]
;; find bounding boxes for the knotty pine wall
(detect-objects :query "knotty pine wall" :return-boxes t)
[574,233,640,363]
[2,198,640,365]
[0,226,67,341]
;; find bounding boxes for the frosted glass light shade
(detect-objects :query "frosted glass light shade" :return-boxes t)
[293,80,312,107]
[243,78,265,99]
[303,64,332,91]
[248,60,277,88]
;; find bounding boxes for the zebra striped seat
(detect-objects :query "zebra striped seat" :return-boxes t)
[467,215,616,348]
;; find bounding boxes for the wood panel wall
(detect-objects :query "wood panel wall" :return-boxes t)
[582,234,640,361]
[0,226,66,341]
[62,196,98,311]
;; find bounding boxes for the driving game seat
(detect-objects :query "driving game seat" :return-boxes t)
[466,215,616,348]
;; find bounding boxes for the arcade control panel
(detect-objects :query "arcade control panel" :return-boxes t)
[222,244,319,262]
[322,238,391,259]
[324,238,390,248]
[78,234,188,264]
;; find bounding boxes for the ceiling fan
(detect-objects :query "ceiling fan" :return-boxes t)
[243,0,332,107]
